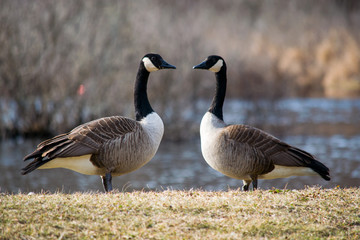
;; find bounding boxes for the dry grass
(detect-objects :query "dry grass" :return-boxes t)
[1,187,359,239]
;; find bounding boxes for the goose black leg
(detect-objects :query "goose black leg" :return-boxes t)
[251,175,258,190]
[252,179,258,190]
[101,172,113,192]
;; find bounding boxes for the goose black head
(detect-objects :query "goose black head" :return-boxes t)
[193,55,225,73]
[142,53,176,72]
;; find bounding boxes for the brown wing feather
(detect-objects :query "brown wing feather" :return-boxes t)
[225,124,308,167]
[22,116,139,174]
[68,117,137,148]
[50,116,137,158]
[224,124,330,180]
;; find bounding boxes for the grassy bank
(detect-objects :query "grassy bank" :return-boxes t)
[1,188,359,239]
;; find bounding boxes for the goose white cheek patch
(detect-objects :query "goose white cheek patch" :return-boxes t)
[209,59,223,73]
[142,57,159,72]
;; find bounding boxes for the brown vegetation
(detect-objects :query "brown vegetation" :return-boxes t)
[0,0,359,139]
[1,188,359,239]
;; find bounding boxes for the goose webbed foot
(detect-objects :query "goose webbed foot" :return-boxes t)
[101,172,113,192]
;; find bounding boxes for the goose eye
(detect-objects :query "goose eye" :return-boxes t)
[151,57,156,61]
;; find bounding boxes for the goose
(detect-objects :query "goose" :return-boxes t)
[193,55,330,191]
[22,53,176,192]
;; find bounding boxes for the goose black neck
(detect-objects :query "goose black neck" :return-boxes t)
[209,67,227,121]
[134,64,154,121]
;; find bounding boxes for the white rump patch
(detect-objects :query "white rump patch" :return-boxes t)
[38,154,105,175]
[259,165,317,180]
[142,57,159,72]
[209,59,223,73]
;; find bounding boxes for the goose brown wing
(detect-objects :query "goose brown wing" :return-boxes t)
[24,116,138,161]
[225,124,330,180]
[225,124,314,166]
[67,116,138,155]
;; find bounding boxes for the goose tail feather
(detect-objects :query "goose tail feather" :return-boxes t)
[21,157,51,175]
[288,147,331,181]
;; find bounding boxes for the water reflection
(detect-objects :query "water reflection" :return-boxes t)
[1,98,359,193]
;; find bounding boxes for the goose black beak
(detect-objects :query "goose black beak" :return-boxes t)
[160,59,176,69]
[193,60,208,70]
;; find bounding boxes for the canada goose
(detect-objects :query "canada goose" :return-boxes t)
[193,55,330,191]
[22,53,176,192]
